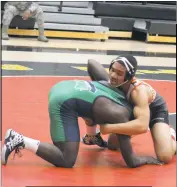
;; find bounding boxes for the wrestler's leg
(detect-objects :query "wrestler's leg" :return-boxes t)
[149,109,176,164]
[2,99,80,168]
[36,141,79,168]
[2,129,79,168]
[92,97,162,167]
[151,122,176,164]
[82,59,109,145]
[35,98,80,167]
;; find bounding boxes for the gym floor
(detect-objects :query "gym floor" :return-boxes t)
[2,37,176,187]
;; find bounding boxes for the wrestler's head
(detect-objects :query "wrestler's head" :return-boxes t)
[109,55,137,87]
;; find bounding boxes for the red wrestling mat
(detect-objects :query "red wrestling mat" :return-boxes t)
[2,77,176,187]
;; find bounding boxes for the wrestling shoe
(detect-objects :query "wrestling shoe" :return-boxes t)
[82,131,107,148]
[2,129,25,165]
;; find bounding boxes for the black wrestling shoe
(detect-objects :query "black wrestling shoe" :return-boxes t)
[82,132,107,148]
[2,129,25,165]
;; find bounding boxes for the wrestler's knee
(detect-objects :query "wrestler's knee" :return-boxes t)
[54,159,75,168]
[151,122,175,164]
[64,160,76,168]
[53,141,78,168]
[63,152,77,168]
[88,59,97,67]
[156,152,173,164]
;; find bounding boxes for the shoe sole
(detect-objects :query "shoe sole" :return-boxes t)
[2,144,7,165]
[2,129,13,165]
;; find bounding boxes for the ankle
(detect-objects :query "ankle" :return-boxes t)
[23,136,40,153]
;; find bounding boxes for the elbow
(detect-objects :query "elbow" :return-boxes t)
[139,126,148,134]
[137,116,149,134]
[88,59,96,67]
[137,122,149,134]
[87,59,97,80]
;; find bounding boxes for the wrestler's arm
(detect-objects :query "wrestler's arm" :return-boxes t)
[100,104,161,167]
[83,59,109,134]
[92,97,162,167]
[117,134,162,167]
[87,59,109,81]
[100,87,150,136]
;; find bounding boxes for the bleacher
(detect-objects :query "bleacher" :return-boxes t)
[1,1,109,40]
[1,1,176,43]
[37,2,108,33]
[93,1,176,43]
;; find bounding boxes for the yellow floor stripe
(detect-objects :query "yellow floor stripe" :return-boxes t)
[8,29,108,40]
[147,34,176,43]
[72,66,176,75]
[2,64,33,71]
[107,31,132,38]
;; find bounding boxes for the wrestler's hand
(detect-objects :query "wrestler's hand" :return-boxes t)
[146,156,164,165]
[23,10,31,20]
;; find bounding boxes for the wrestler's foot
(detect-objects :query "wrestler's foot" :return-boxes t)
[2,129,25,165]
[82,132,107,148]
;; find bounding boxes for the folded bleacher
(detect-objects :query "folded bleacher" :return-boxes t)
[1,1,176,43]
[1,1,109,40]
[93,1,176,43]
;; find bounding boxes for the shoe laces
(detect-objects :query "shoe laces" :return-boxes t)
[7,133,24,151]
[86,133,107,147]
[12,146,24,160]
